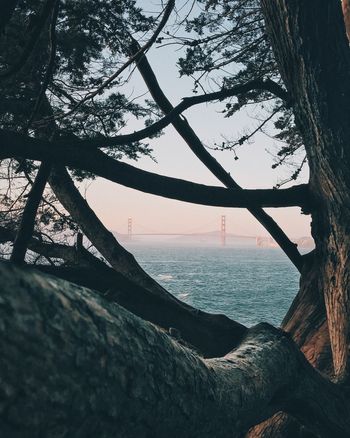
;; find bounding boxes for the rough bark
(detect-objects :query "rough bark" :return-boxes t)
[1,261,350,438]
[36,262,247,358]
[247,1,350,436]
[247,253,332,438]
[0,224,248,357]
[261,0,350,383]
[0,0,18,34]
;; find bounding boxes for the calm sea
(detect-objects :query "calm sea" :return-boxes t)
[125,243,300,327]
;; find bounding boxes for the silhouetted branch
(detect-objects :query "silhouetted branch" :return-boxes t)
[37,0,175,125]
[69,78,290,149]
[129,40,303,272]
[0,130,310,210]
[10,161,52,263]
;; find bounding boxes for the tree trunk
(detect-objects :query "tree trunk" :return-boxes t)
[261,0,350,379]
[247,254,332,438]
[248,1,350,436]
[1,261,350,438]
[36,261,247,358]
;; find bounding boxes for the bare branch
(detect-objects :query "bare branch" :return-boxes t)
[69,78,290,149]
[10,161,52,263]
[0,130,310,209]
[48,165,177,298]
[129,41,303,272]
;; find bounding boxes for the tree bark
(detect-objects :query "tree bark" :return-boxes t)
[1,261,350,438]
[0,223,248,358]
[247,2,350,435]
[0,0,18,34]
[247,253,332,438]
[261,0,350,383]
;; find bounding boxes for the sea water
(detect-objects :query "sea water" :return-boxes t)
[126,244,301,327]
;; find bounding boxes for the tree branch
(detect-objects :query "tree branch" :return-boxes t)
[0,225,248,357]
[0,130,310,209]
[129,41,303,272]
[67,78,289,149]
[10,161,52,263]
[48,165,180,298]
[2,261,350,437]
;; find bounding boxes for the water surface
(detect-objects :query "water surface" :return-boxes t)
[126,244,300,327]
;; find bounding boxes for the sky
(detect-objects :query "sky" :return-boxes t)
[83,7,312,239]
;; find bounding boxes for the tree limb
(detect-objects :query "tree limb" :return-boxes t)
[1,261,350,438]
[68,79,290,149]
[0,131,310,209]
[37,0,175,125]
[125,42,303,271]
[48,165,181,297]
[0,223,248,357]
[10,161,52,263]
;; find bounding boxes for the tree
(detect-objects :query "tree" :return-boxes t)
[0,1,349,437]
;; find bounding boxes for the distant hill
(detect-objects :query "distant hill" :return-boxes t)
[112,230,314,248]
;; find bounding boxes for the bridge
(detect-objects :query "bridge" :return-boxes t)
[122,218,313,248]
[126,216,228,246]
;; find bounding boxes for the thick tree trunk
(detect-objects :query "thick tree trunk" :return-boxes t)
[261,0,350,381]
[248,2,350,436]
[36,261,247,358]
[247,254,332,438]
[1,261,350,438]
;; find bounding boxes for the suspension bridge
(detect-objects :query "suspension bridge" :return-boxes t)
[127,215,227,246]
[117,217,313,248]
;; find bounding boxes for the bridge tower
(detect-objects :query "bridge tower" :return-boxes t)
[127,217,132,240]
[221,215,226,246]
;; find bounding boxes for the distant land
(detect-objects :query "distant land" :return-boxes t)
[113,230,314,249]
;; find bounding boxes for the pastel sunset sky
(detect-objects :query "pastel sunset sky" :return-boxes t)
[84,28,311,239]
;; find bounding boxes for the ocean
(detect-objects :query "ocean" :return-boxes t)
[125,243,301,327]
